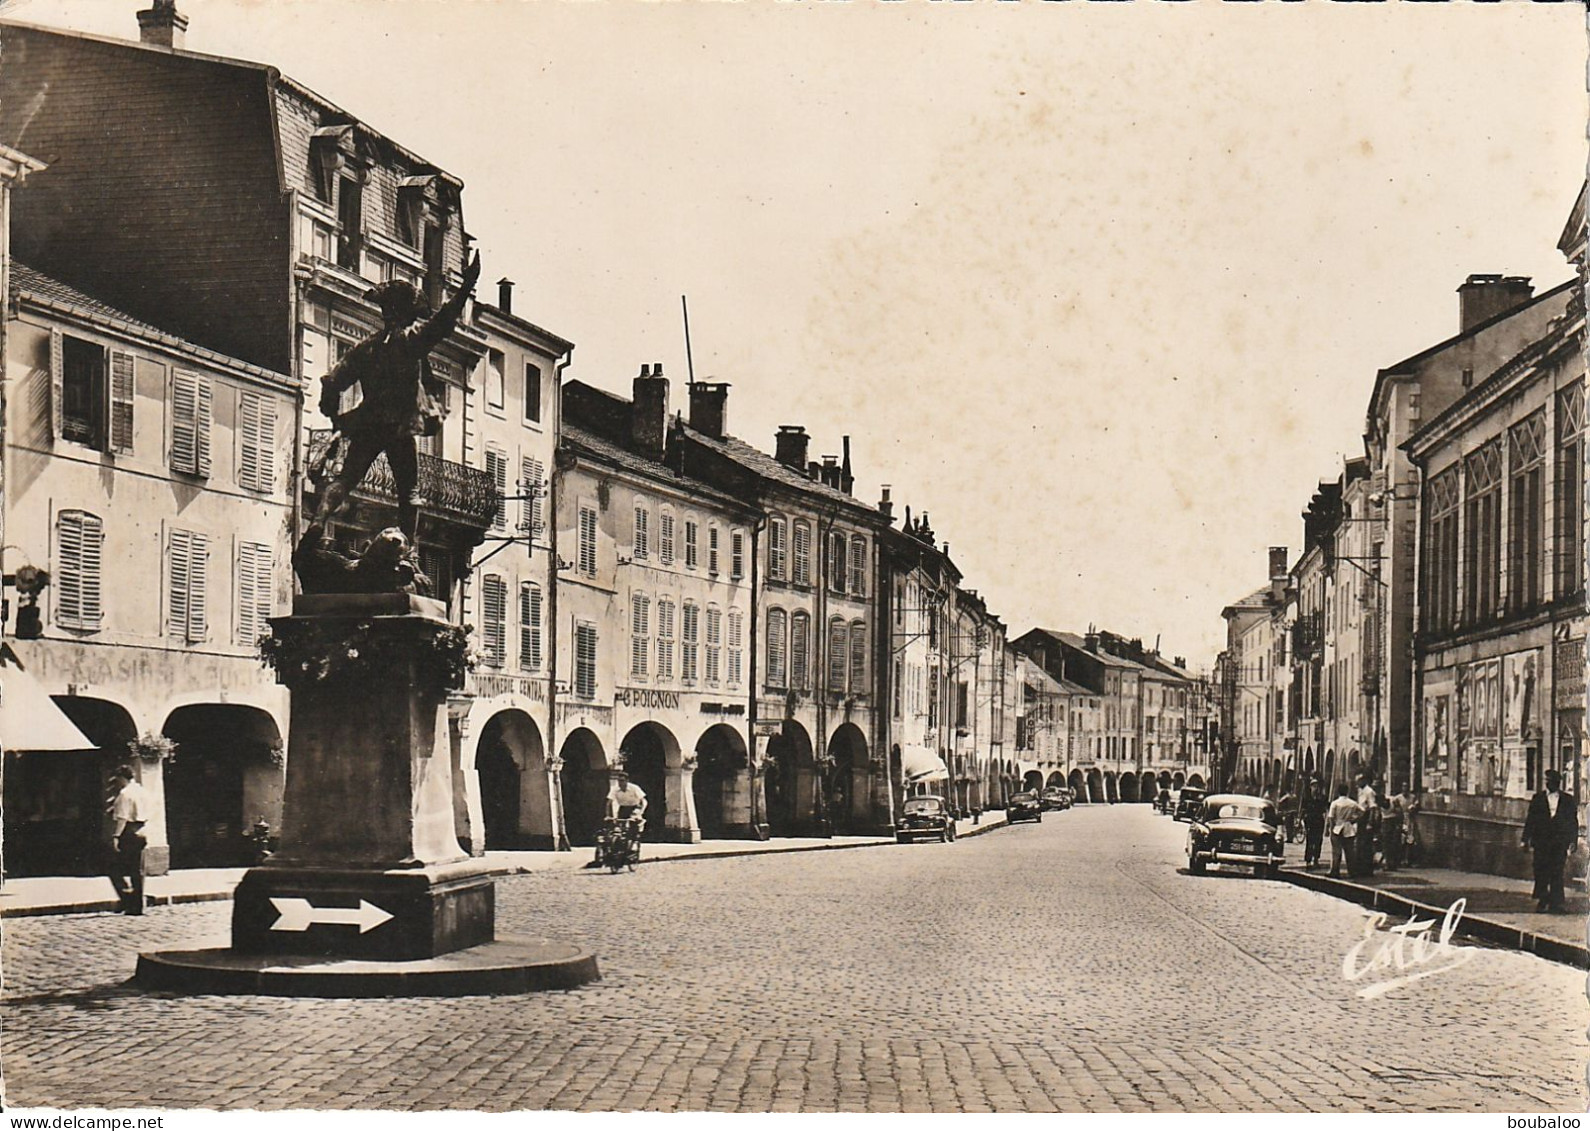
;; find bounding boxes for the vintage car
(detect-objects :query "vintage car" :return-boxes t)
[1039,787,1072,811]
[1007,791,1043,823]
[896,795,957,843]
[1173,787,1206,822]
[1186,793,1285,877]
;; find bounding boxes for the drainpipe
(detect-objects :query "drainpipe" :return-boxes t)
[747,510,767,838]
[547,348,572,850]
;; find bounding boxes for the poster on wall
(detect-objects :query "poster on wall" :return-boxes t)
[1422,685,1452,792]
[1504,650,1539,740]
[1457,660,1501,795]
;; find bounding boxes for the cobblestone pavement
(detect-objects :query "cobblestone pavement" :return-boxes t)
[3,806,1582,1112]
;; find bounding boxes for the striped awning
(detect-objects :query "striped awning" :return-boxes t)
[901,744,949,783]
[0,653,93,752]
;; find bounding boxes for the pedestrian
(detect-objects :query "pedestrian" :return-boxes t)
[1326,782,1359,879]
[1380,787,1405,871]
[1523,769,1578,913]
[106,764,150,915]
[1355,775,1379,876]
[1301,777,1328,868]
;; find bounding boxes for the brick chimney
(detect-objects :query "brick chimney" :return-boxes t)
[1457,274,1534,334]
[688,382,729,440]
[1268,545,1289,603]
[137,0,188,48]
[497,278,514,315]
[775,425,809,470]
[631,363,669,460]
[822,455,839,488]
[878,484,894,521]
[840,436,854,495]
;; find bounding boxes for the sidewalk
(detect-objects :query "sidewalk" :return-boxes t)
[1281,861,1588,969]
[0,813,1007,918]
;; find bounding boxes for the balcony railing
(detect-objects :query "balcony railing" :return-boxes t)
[306,430,499,530]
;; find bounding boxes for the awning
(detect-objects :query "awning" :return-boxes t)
[0,651,94,752]
[901,744,949,784]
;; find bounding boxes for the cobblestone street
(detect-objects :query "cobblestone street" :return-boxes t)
[4,807,1582,1112]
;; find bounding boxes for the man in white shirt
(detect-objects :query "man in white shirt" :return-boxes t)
[1326,783,1360,880]
[106,765,150,915]
[593,771,648,866]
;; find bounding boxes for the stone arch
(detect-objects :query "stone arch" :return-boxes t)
[1046,770,1066,788]
[1186,772,1206,789]
[1086,767,1104,804]
[1025,770,1046,791]
[1172,770,1186,789]
[1067,767,1086,800]
[620,722,683,842]
[476,709,550,850]
[825,722,871,834]
[694,723,750,839]
[559,727,609,846]
[1119,771,1140,803]
[4,696,137,877]
[764,720,817,837]
[1103,770,1118,804]
[162,703,283,869]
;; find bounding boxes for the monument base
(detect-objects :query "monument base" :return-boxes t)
[135,936,600,998]
[232,859,495,961]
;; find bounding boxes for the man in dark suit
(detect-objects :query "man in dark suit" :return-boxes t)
[1523,769,1578,913]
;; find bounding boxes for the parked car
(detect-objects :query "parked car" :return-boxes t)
[1039,787,1070,811]
[1173,787,1205,822]
[1186,793,1285,877]
[1007,791,1043,823]
[896,795,957,843]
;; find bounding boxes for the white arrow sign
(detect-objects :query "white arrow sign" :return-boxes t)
[268,897,394,934]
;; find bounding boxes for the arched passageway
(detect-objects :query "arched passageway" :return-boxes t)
[1067,768,1086,800]
[1025,770,1046,792]
[559,728,608,847]
[620,723,681,843]
[476,709,549,850]
[1086,767,1104,804]
[163,704,282,869]
[825,723,870,834]
[694,724,750,839]
[764,721,817,837]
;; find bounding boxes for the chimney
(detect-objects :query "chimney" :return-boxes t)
[631,363,669,461]
[774,425,809,469]
[822,455,839,488]
[137,0,187,48]
[1457,274,1534,334]
[497,278,514,315]
[1268,546,1289,581]
[688,381,729,440]
[840,436,855,495]
[878,485,894,521]
[1084,631,1099,654]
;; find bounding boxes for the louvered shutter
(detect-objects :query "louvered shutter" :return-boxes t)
[829,618,847,692]
[791,612,809,689]
[850,621,867,692]
[483,574,507,667]
[236,541,257,645]
[56,513,83,626]
[171,373,197,473]
[575,623,597,699]
[519,583,542,671]
[79,515,103,629]
[257,397,277,492]
[793,523,810,584]
[188,531,209,641]
[660,512,675,565]
[486,450,507,530]
[631,593,649,676]
[168,529,191,637]
[195,379,213,477]
[520,457,540,538]
[48,329,64,441]
[579,507,598,575]
[108,351,135,454]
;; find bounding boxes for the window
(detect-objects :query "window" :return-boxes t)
[682,601,700,683]
[731,530,745,579]
[727,609,743,686]
[684,519,699,570]
[574,622,598,700]
[708,526,720,575]
[481,574,507,668]
[238,392,277,493]
[705,605,722,684]
[828,617,848,691]
[849,620,867,692]
[51,334,135,454]
[520,458,545,540]
[928,673,939,728]
[657,598,675,681]
[793,521,812,585]
[1424,465,1461,633]
[1508,412,1546,613]
[633,504,650,561]
[791,610,811,689]
[170,371,213,477]
[769,517,788,581]
[519,582,543,671]
[1464,441,1502,623]
[235,540,273,647]
[828,530,847,594]
[631,592,650,677]
[167,528,209,643]
[485,448,508,531]
[336,176,363,270]
[55,510,103,631]
[849,536,867,596]
[893,658,903,718]
[578,505,598,576]
[660,510,676,566]
[767,608,788,687]
[486,350,505,412]
[524,363,542,424]
[1557,382,1585,599]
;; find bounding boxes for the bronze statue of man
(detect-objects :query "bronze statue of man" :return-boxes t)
[308,252,482,541]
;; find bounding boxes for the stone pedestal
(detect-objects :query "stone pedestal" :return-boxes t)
[138,592,597,995]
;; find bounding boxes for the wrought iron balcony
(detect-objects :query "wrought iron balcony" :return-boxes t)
[305,430,499,531]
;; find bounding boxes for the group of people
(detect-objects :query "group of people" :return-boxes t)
[1291,774,1418,879]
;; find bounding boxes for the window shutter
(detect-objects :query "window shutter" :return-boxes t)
[793,523,810,584]
[705,606,721,684]
[682,602,699,683]
[520,582,543,671]
[49,328,64,442]
[486,449,507,530]
[108,351,135,454]
[258,398,277,492]
[188,531,209,641]
[520,457,542,538]
[656,599,674,681]
[483,574,507,667]
[56,511,104,630]
[236,541,257,645]
[731,531,745,579]
[171,372,198,473]
[634,506,649,560]
[168,529,191,638]
[195,379,213,477]
[791,611,809,689]
[850,620,867,692]
[850,536,866,596]
[727,609,743,685]
[767,608,787,687]
[660,512,675,565]
[631,593,650,676]
[829,618,848,691]
[708,526,720,575]
[579,506,598,575]
[769,519,786,581]
[575,623,597,699]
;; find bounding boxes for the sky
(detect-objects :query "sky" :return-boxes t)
[3,0,1585,668]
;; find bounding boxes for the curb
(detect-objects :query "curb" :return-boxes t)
[2,817,1015,917]
[1280,867,1589,970]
